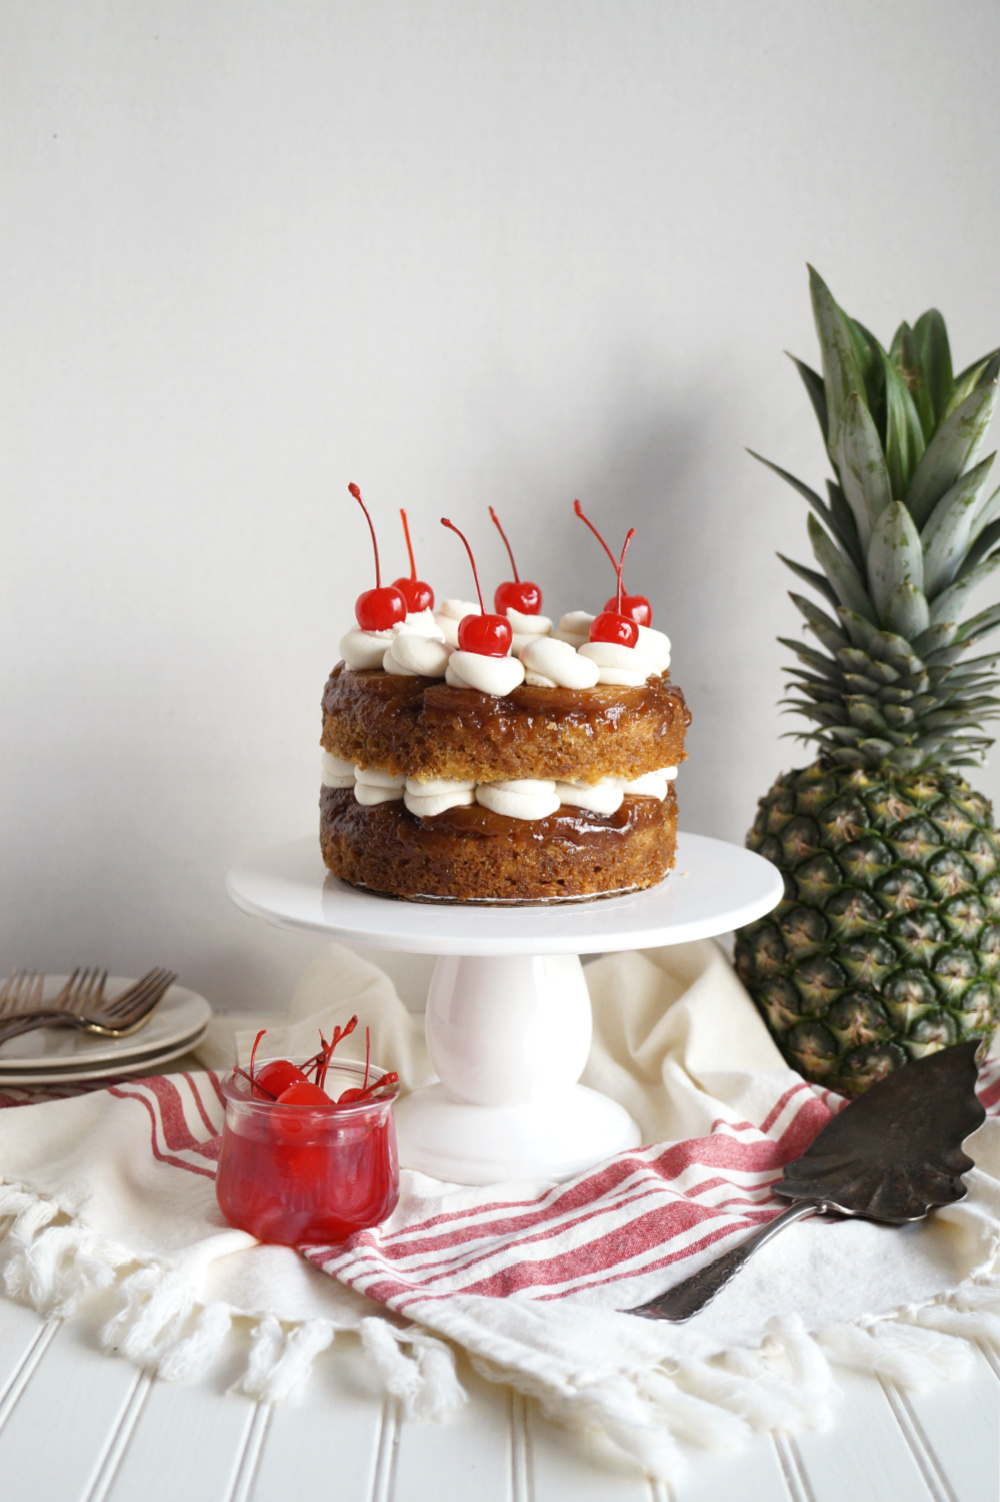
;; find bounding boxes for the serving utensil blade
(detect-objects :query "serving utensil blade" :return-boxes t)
[630,1041,986,1322]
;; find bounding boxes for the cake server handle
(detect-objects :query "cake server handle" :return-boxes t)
[628,1199,822,1322]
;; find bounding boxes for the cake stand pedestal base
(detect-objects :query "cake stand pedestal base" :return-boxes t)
[395,952,641,1184]
[395,1084,640,1185]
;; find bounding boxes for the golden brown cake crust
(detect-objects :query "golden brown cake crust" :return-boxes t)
[320,785,678,902]
[321,663,690,784]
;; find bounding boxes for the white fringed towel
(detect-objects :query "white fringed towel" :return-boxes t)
[1,940,999,1483]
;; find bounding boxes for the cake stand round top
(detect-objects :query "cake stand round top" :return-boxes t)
[226,833,782,956]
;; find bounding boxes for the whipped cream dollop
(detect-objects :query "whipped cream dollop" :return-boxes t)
[321,751,356,789]
[339,627,395,671]
[353,766,406,805]
[383,625,453,678]
[554,776,625,815]
[446,650,526,695]
[578,639,652,687]
[476,778,561,820]
[434,599,481,648]
[550,610,595,650]
[636,625,671,674]
[625,767,677,798]
[520,635,601,690]
[404,775,476,819]
[403,608,442,637]
[505,607,553,658]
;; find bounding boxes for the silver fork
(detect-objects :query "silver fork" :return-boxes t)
[0,968,177,1047]
[0,970,45,1018]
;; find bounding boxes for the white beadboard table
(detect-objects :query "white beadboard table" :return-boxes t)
[0,1289,997,1501]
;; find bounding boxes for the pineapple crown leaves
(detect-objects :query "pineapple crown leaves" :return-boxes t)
[760,265,1000,774]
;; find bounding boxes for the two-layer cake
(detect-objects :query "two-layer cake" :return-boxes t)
[318,494,690,903]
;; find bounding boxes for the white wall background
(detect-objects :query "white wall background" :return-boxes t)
[3,1,1000,1010]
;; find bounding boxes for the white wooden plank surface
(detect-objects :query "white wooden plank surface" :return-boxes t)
[392,1357,511,1502]
[0,1292,997,1501]
[248,1337,385,1502]
[99,1357,256,1502]
[671,1434,792,1502]
[893,1347,1000,1502]
[524,1390,654,1501]
[0,1308,140,1496]
[791,1365,940,1502]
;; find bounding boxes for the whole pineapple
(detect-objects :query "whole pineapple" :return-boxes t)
[735,268,1000,1095]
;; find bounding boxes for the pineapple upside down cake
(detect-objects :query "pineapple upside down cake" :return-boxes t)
[319,492,689,903]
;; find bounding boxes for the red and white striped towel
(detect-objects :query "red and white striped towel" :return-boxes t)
[1,941,999,1480]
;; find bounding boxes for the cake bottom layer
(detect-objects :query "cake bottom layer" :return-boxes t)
[319,785,677,903]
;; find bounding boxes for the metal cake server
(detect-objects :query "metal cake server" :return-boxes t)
[630,1040,986,1323]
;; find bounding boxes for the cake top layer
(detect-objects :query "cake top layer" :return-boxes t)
[322,663,690,786]
[339,487,674,696]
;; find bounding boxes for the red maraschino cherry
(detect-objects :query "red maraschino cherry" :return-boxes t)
[392,509,435,613]
[440,518,513,656]
[255,1059,309,1099]
[276,1079,333,1106]
[583,516,640,648]
[348,483,407,631]
[488,506,542,615]
[573,499,652,626]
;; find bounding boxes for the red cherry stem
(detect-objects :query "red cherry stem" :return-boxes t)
[573,499,619,575]
[349,483,382,588]
[234,1064,277,1100]
[364,1026,371,1092]
[615,529,636,614]
[441,518,486,614]
[317,1015,359,1090]
[249,1029,267,1086]
[344,1071,399,1105]
[488,506,520,583]
[400,509,418,583]
[574,499,636,614]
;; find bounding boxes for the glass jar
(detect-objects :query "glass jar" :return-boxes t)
[215,1059,400,1245]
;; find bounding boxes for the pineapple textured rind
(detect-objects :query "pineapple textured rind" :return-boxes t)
[741,270,1000,1090]
[736,761,1000,1094]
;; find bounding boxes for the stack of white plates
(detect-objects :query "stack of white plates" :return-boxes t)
[0,977,212,1085]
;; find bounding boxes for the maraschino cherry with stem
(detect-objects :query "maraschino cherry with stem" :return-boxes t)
[488,506,542,616]
[348,483,407,632]
[574,507,641,648]
[238,1017,398,1108]
[573,499,652,626]
[440,518,513,656]
[392,509,434,613]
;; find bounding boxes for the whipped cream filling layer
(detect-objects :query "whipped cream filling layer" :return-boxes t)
[403,775,477,818]
[325,758,677,812]
[321,751,357,789]
[475,778,562,821]
[353,765,406,806]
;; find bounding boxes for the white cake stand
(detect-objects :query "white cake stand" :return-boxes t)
[226,833,782,1185]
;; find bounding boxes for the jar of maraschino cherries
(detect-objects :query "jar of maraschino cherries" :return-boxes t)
[215,1018,400,1246]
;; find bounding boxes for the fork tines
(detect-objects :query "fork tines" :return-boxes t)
[101,969,178,1021]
